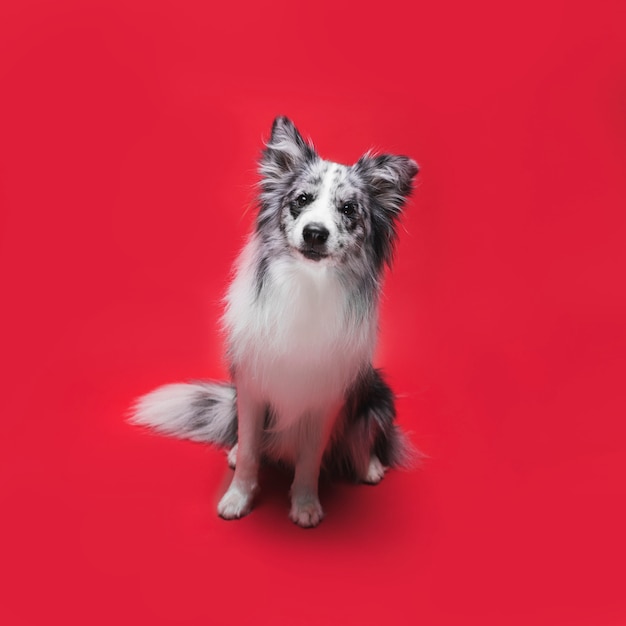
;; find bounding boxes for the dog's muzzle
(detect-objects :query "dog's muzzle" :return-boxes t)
[301,223,329,260]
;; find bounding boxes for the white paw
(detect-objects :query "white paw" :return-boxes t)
[289,497,324,528]
[363,455,386,484]
[227,443,238,470]
[217,484,254,520]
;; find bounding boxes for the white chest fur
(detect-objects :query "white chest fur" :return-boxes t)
[223,237,376,424]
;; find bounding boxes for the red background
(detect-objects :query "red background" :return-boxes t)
[1,1,625,624]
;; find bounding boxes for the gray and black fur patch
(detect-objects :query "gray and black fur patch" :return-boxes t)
[254,255,270,298]
[323,367,416,480]
[256,117,320,234]
[351,154,419,270]
[185,383,239,446]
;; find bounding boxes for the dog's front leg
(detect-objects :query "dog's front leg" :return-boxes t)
[217,385,263,520]
[290,450,324,528]
[289,414,334,528]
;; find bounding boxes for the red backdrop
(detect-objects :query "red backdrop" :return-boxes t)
[1,1,625,624]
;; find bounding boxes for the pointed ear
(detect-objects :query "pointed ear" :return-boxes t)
[355,154,419,216]
[260,116,317,180]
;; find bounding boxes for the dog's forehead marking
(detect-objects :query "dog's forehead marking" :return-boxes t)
[319,163,340,201]
[318,162,350,201]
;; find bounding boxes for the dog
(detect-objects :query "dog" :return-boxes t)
[131,116,419,527]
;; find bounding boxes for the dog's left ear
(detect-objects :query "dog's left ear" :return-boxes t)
[260,116,317,180]
[355,154,419,217]
[355,154,419,268]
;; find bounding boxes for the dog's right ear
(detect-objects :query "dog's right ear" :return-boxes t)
[260,117,317,180]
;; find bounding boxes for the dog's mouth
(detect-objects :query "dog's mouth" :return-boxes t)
[299,247,329,262]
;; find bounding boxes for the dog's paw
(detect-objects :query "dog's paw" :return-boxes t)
[289,497,324,528]
[217,484,254,520]
[362,455,386,484]
[226,444,238,470]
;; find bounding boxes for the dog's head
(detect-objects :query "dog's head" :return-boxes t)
[257,116,419,272]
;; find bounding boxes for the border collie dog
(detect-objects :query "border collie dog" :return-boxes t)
[131,117,419,527]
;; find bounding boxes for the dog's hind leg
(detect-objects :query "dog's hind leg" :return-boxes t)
[226,443,238,469]
[331,367,414,483]
[363,454,387,484]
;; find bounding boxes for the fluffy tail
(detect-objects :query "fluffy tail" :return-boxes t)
[130,381,238,447]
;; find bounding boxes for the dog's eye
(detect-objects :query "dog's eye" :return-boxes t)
[341,201,358,217]
[294,193,311,208]
[290,193,312,217]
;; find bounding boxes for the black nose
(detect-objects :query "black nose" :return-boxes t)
[302,223,329,249]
